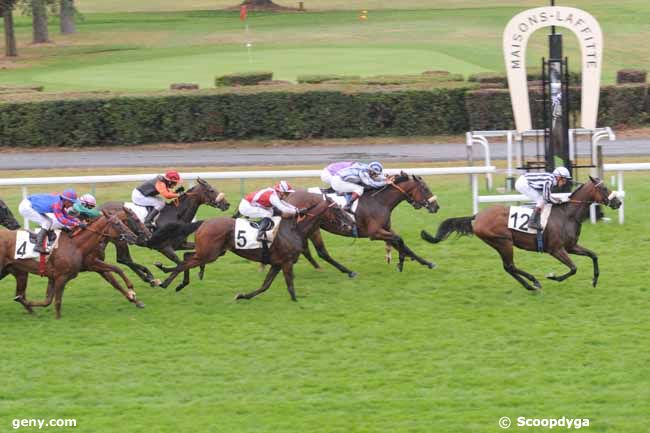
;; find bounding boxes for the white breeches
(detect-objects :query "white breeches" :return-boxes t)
[515,176,544,208]
[18,199,53,230]
[331,176,364,195]
[132,189,165,210]
[320,169,333,185]
[238,199,273,219]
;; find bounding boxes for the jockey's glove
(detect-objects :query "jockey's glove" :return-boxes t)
[175,186,185,193]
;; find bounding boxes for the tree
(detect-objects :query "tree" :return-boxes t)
[0,0,19,56]
[59,0,74,34]
[31,0,49,43]
[238,0,294,11]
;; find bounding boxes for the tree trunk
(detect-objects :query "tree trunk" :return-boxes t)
[32,0,50,43]
[3,8,18,56]
[59,0,75,34]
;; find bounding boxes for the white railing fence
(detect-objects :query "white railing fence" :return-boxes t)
[0,166,497,229]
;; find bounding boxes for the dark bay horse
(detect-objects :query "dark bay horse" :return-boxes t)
[2,209,142,318]
[101,177,229,286]
[289,173,440,276]
[0,200,21,230]
[420,177,622,291]
[157,194,355,300]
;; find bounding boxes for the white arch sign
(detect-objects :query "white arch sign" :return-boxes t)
[503,6,603,132]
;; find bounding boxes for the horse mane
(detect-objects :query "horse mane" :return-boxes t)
[393,173,411,184]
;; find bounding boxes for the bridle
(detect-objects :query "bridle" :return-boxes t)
[565,180,616,206]
[296,201,333,223]
[384,177,437,209]
[71,215,133,242]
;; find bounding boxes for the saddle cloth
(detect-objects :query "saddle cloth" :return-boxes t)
[234,217,282,250]
[124,202,151,224]
[14,229,61,259]
[507,204,553,234]
[307,187,360,216]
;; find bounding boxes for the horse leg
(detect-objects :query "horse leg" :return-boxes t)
[154,246,182,270]
[485,238,540,291]
[371,229,436,271]
[15,277,56,309]
[174,252,195,293]
[159,253,205,291]
[385,242,393,264]
[568,244,599,287]
[98,272,145,308]
[301,239,322,270]
[282,262,297,301]
[546,248,578,282]
[53,277,68,320]
[198,265,206,280]
[310,231,356,278]
[13,271,33,314]
[235,265,281,300]
[114,241,158,286]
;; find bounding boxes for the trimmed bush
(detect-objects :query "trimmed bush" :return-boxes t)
[617,69,647,84]
[468,72,508,85]
[296,74,360,84]
[215,72,273,87]
[598,84,649,126]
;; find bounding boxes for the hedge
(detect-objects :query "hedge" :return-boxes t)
[0,86,473,147]
[0,83,647,147]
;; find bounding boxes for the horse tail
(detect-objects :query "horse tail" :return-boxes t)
[420,216,474,244]
[148,221,204,248]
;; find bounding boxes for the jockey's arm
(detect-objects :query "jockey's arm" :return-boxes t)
[52,202,81,228]
[543,181,561,204]
[360,170,388,188]
[155,180,179,200]
[269,193,298,215]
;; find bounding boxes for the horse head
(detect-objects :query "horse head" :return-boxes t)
[99,209,139,244]
[586,176,622,210]
[189,177,230,211]
[121,206,152,246]
[391,172,440,213]
[0,200,21,230]
[322,196,356,236]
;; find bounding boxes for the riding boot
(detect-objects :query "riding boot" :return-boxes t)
[343,192,360,212]
[529,207,542,230]
[144,208,160,230]
[256,217,273,242]
[33,228,48,253]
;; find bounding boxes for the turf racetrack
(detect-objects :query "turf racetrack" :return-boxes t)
[1,171,648,432]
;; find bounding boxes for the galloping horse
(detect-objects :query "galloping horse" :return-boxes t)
[289,172,440,276]
[102,178,229,286]
[2,209,143,318]
[157,194,355,300]
[0,200,21,230]
[420,177,622,291]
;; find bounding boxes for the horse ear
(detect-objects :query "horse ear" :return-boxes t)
[589,175,596,183]
[102,209,111,218]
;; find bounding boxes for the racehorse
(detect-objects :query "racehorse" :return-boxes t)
[0,199,21,230]
[1,209,143,318]
[101,177,229,286]
[420,177,622,291]
[156,194,355,300]
[289,172,440,276]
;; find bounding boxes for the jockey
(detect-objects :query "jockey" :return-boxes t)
[18,189,84,253]
[320,161,355,186]
[515,166,572,230]
[132,169,183,228]
[238,180,301,241]
[70,194,101,220]
[331,161,388,211]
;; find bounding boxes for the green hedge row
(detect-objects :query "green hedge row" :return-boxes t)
[0,87,473,147]
[0,83,647,147]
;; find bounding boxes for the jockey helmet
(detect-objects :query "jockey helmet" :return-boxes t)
[79,194,97,208]
[60,189,78,202]
[552,167,572,179]
[274,180,295,193]
[164,170,181,183]
[368,161,384,176]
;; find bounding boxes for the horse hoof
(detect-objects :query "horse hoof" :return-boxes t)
[427,262,437,269]
[533,281,542,289]
[348,271,358,279]
[135,301,145,308]
[175,285,185,292]
[234,293,245,301]
[13,295,23,303]
[150,279,161,287]
[546,273,556,280]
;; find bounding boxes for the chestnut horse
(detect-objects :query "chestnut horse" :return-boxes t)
[1,209,143,318]
[157,194,355,300]
[102,178,229,286]
[290,173,440,276]
[421,177,622,291]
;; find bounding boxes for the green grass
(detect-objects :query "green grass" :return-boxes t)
[1,1,649,91]
[1,168,649,432]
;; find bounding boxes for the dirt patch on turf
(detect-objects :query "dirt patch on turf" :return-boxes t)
[0,60,32,70]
